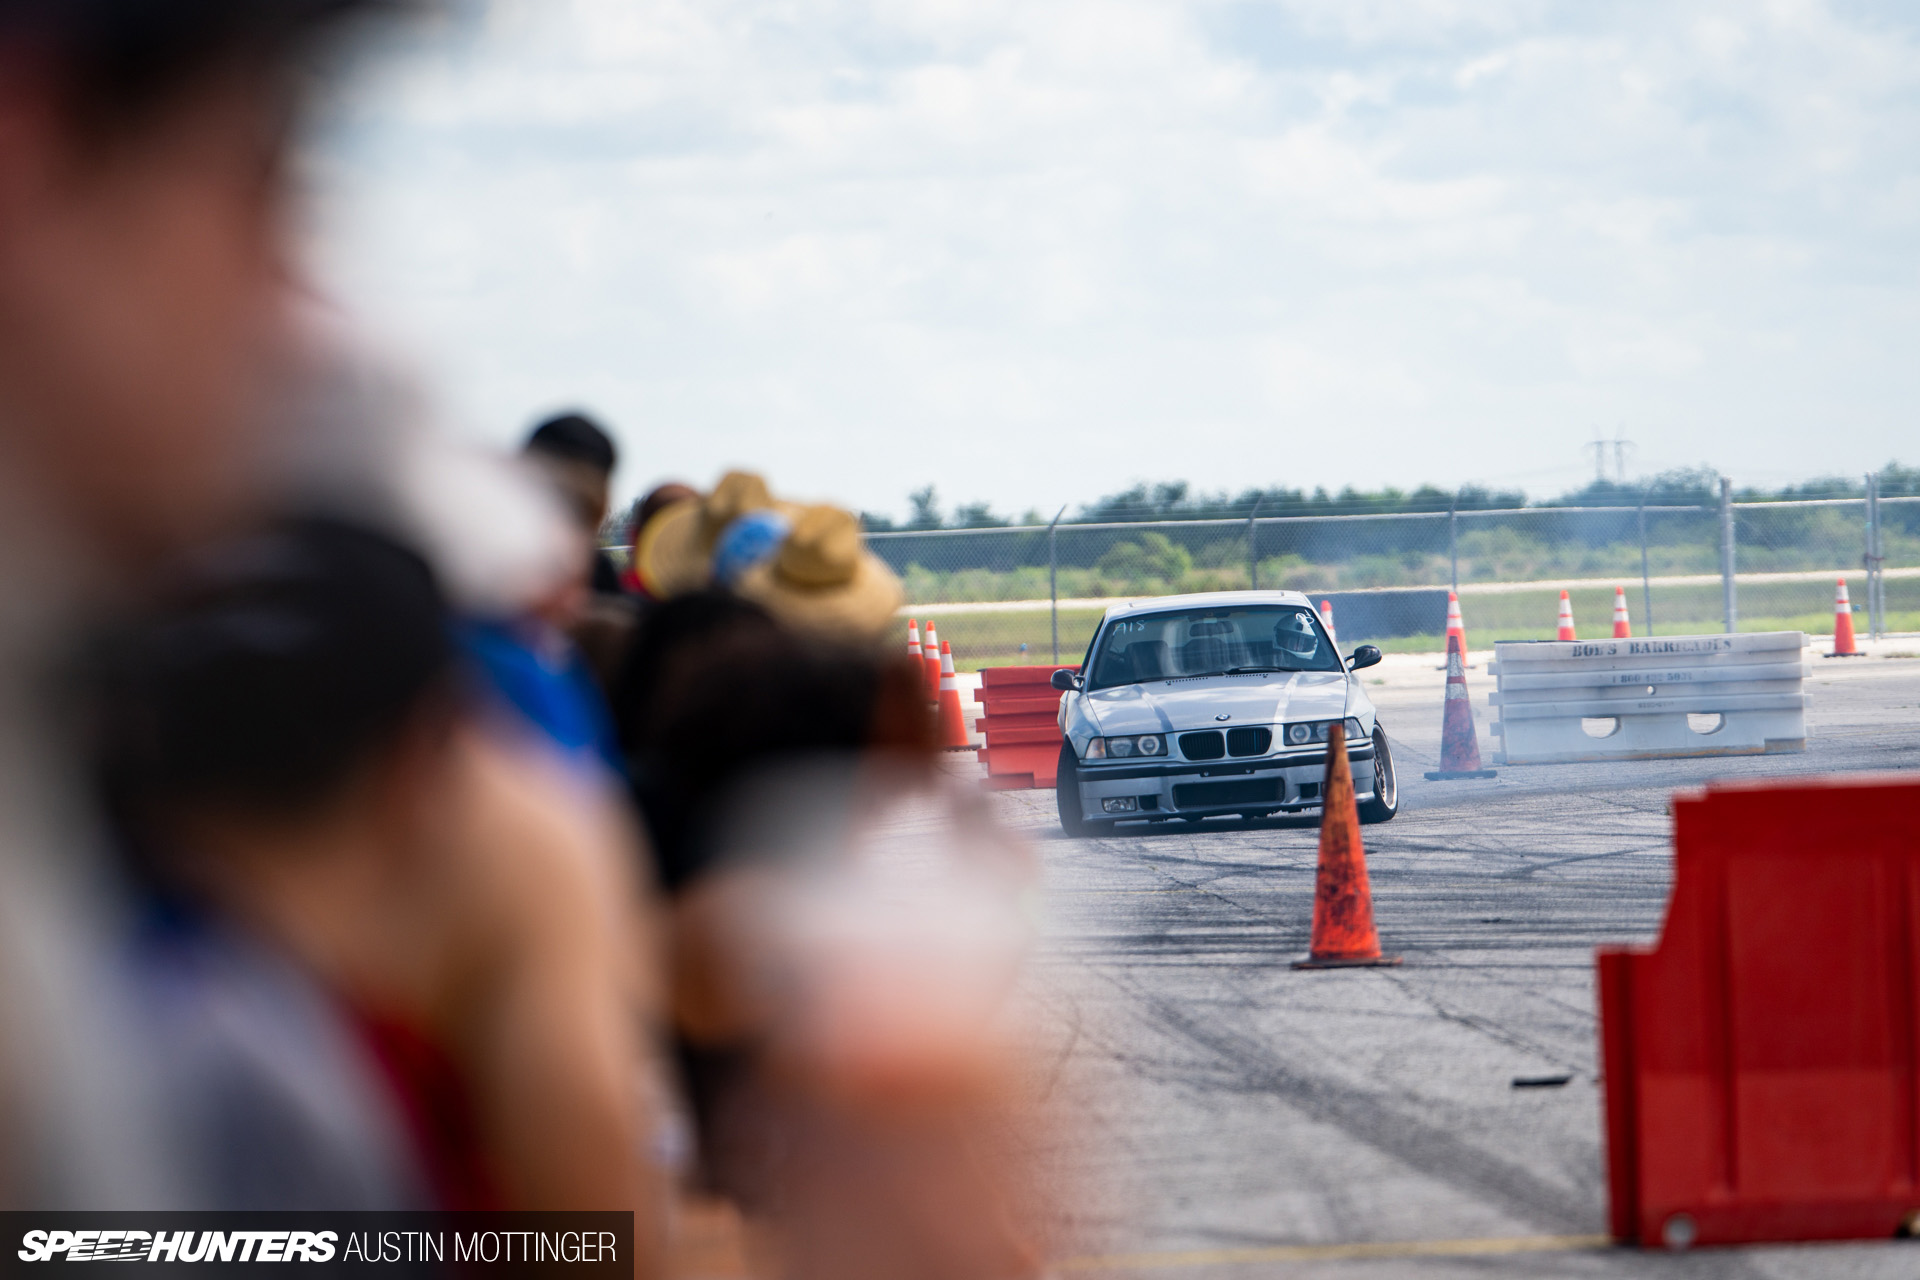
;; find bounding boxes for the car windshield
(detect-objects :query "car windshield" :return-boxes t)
[1086,604,1343,689]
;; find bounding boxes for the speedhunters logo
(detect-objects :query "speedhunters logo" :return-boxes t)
[1,1214,630,1276]
[20,1230,340,1262]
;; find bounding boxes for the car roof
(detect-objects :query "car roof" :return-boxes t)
[1100,589,1316,623]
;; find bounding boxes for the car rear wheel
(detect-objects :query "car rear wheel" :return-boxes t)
[1358,726,1399,824]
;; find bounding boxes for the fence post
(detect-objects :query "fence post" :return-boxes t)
[1867,472,1884,640]
[1877,476,1889,638]
[1449,497,1459,595]
[1639,496,1652,636]
[1048,504,1066,664]
[1864,472,1875,640]
[1720,476,1737,635]
[1247,496,1263,591]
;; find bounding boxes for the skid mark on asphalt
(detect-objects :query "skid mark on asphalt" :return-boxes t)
[1491,845,1668,878]
[1399,953,1601,1029]
[1134,993,1600,1234]
[1056,1232,1614,1272]
[1379,973,1592,1076]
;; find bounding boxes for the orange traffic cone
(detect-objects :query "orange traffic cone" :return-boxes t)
[922,620,943,698]
[1319,599,1339,651]
[1425,633,1497,781]
[907,618,923,666]
[1436,591,1469,670]
[1827,579,1864,658]
[1555,590,1577,642]
[937,641,971,750]
[1293,721,1400,969]
[1611,586,1631,639]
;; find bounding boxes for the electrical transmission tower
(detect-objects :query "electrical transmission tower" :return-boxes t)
[1586,434,1635,484]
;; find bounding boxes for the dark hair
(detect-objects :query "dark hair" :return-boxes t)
[614,591,935,891]
[0,0,397,133]
[612,590,781,756]
[525,412,618,476]
[103,516,452,815]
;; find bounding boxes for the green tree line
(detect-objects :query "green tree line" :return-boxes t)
[860,464,1920,532]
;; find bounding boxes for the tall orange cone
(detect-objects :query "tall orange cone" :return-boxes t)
[1319,599,1339,651]
[936,641,971,749]
[1555,590,1577,642]
[1425,633,1497,781]
[1611,586,1632,639]
[922,620,943,697]
[1293,721,1400,969]
[1827,578,1863,658]
[907,618,923,667]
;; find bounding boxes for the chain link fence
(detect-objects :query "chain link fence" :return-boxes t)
[870,491,1920,668]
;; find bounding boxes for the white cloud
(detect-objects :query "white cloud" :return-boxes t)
[308,0,1920,516]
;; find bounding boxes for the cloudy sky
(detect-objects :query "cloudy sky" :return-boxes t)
[310,0,1920,520]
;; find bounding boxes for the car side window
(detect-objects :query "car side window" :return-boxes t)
[1091,633,1133,686]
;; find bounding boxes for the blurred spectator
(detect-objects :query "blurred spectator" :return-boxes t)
[523,411,622,597]
[447,411,631,773]
[441,409,633,739]
[103,518,666,1241]
[616,480,914,882]
[623,481,698,597]
[0,0,397,1206]
[99,519,447,1208]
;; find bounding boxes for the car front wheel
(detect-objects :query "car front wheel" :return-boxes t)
[1056,743,1094,836]
[1357,726,1399,824]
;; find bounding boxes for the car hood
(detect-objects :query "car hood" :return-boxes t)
[1081,672,1351,737]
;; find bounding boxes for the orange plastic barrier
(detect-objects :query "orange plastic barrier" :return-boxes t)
[1599,774,1920,1249]
[973,666,1076,790]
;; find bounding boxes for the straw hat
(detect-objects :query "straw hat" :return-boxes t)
[635,470,783,598]
[736,504,904,642]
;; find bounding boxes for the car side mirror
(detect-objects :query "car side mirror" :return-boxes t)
[1347,645,1382,672]
[1050,668,1083,691]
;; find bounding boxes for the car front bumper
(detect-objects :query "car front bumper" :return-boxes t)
[1072,743,1379,822]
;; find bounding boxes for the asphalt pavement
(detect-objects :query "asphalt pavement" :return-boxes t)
[986,646,1920,1279]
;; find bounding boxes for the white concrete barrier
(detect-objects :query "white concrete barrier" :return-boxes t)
[1488,632,1808,765]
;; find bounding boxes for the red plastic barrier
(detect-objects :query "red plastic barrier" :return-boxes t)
[1599,774,1920,1249]
[972,666,1076,790]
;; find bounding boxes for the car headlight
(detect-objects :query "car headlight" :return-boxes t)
[1086,734,1164,760]
[1284,718,1368,746]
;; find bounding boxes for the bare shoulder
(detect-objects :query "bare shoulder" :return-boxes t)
[448,724,653,964]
